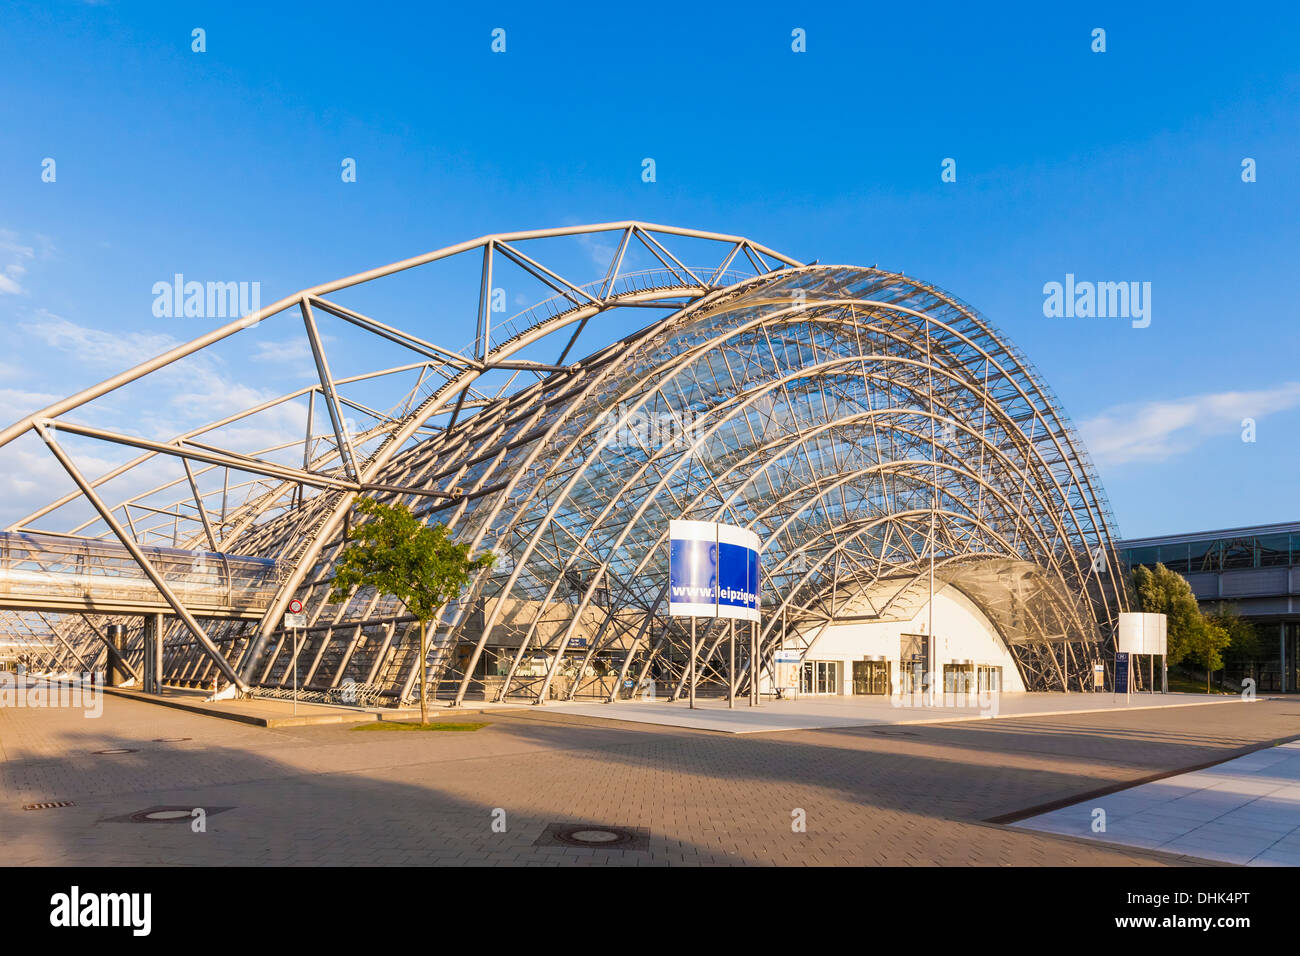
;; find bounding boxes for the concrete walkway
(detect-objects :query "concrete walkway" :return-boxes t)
[44,676,1246,734]
[538,690,1243,734]
[91,683,497,728]
[1014,740,1300,865]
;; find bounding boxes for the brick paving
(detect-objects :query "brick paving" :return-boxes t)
[1,691,1296,866]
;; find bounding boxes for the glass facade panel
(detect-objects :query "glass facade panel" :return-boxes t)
[1258,534,1291,567]
[1220,537,1256,570]
[1189,539,1220,572]
[1127,546,1159,567]
[1159,542,1190,572]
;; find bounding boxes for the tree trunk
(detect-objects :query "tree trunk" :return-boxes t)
[420,622,428,725]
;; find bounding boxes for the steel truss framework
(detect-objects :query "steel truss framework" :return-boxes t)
[0,222,1127,700]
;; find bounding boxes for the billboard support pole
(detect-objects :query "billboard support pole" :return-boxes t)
[728,619,735,709]
[689,617,696,709]
[751,621,758,706]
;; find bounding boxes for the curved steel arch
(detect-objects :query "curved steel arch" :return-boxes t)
[0,223,798,688]
[0,226,1126,700]
[356,266,1125,700]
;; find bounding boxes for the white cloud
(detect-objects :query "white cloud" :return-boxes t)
[20,309,178,369]
[251,337,314,364]
[0,386,62,425]
[0,230,36,296]
[1078,382,1300,466]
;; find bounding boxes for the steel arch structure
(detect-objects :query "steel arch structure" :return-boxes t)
[0,223,1127,700]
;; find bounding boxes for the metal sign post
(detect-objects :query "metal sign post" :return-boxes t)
[285,600,306,715]
[689,618,696,709]
[1114,651,1130,700]
[1117,612,1166,698]
[728,619,735,709]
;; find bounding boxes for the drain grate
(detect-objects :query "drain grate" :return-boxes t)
[534,823,650,851]
[24,801,75,811]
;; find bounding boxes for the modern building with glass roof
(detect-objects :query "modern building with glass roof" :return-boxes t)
[0,223,1130,704]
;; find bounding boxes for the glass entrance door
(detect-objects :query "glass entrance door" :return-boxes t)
[898,660,925,695]
[852,660,889,694]
[801,660,841,694]
[943,663,975,694]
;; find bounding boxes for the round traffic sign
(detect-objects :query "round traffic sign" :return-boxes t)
[288,599,303,614]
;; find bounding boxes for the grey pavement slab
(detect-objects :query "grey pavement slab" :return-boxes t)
[1015,740,1300,865]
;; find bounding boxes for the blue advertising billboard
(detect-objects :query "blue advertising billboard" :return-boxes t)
[668,520,760,621]
[667,520,718,617]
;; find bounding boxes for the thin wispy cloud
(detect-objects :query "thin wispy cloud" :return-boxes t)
[1078,383,1300,466]
[0,230,36,296]
[20,309,177,368]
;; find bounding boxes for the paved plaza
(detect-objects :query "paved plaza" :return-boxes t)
[1,685,1296,866]
[1016,740,1300,865]
[545,690,1235,734]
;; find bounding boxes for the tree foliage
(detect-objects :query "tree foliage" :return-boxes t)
[328,498,494,721]
[1132,563,1232,687]
[1210,603,1260,665]
[329,498,494,621]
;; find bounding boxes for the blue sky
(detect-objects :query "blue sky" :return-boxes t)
[1,0,1297,538]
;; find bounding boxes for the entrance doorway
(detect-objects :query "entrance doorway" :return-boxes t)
[800,660,841,695]
[899,633,929,695]
[977,665,1002,693]
[898,659,926,695]
[852,660,890,695]
[943,663,975,694]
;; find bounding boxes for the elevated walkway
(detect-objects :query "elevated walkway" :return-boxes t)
[0,530,277,619]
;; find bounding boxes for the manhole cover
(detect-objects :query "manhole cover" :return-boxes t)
[104,805,234,824]
[871,729,920,737]
[23,801,75,811]
[92,748,139,755]
[534,823,650,851]
[139,809,192,821]
[152,737,192,742]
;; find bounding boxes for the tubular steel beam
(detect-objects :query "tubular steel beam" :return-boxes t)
[34,424,250,693]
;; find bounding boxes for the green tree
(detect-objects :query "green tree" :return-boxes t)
[1185,618,1232,693]
[1209,603,1260,689]
[1133,564,1236,692]
[1132,563,1203,665]
[329,498,494,723]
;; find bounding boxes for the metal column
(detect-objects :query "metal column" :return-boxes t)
[106,623,127,687]
[750,620,759,706]
[728,619,735,709]
[143,613,165,694]
[689,617,696,709]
